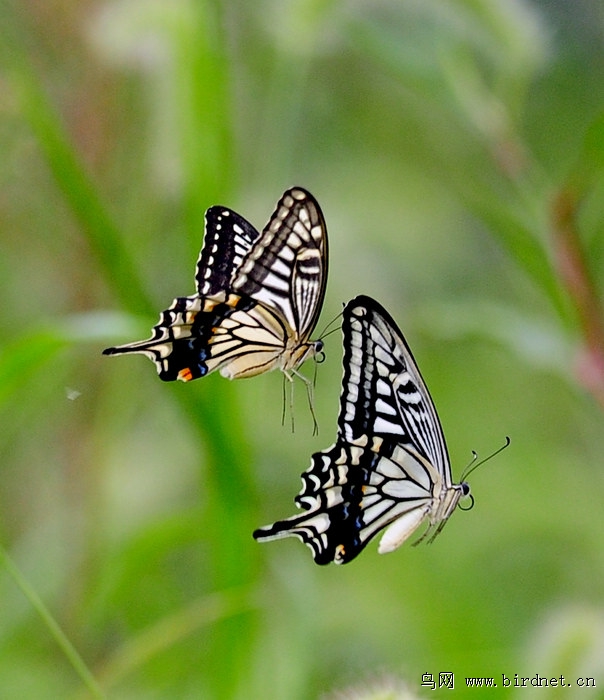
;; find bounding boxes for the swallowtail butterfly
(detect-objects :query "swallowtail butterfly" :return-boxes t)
[103,188,328,384]
[254,295,471,564]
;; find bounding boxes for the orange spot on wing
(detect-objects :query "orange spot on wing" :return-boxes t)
[178,368,194,382]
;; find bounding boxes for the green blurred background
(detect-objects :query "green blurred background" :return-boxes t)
[1,0,604,698]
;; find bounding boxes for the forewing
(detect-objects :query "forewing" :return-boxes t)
[341,296,452,485]
[196,207,260,295]
[233,188,328,342]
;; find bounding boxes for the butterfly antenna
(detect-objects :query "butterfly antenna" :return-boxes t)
[317,309,343,341]
[460,436,511,482]
[319,326,342,345]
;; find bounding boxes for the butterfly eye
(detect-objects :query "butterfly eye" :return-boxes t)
[313,340,326,364]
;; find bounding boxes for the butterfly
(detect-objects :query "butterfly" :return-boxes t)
[103,188,329,385]
[254,295,472,565]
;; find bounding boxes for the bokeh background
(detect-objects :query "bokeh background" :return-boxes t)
[2,0,604,698]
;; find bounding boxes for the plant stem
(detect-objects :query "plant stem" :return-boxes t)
[552,188,604,408]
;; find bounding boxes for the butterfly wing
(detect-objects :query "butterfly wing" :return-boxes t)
[193,187,330,380]
[195,207,260,296]
[233,187,328,345]
[103,203,260,380]
[344,295,452,481]
[254,295,458,564]
[103,293,237,381]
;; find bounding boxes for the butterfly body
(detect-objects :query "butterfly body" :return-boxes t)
[207,296,324,380]
[254,295,470,565]
[103,188,328,385]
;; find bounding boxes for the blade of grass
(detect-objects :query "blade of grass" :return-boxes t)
[94,585,257,693]
[6,53,152,316]
[0,545,106,700]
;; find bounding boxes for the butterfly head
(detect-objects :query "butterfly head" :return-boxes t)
[283,339,324,372]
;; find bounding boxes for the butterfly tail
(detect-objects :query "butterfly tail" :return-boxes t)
[253,514,336,566]
[102,297,217,382]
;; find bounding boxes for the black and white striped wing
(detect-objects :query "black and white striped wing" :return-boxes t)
[254,295,467,564]
[340,294,451,478]
[103,203,260,380]
[102,293,238,381]
[195,207,260,296]
[233,187,328,346]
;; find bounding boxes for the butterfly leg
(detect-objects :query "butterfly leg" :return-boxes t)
[289,368,319,436]
[280,372,293,431]
[290,371,297,433]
